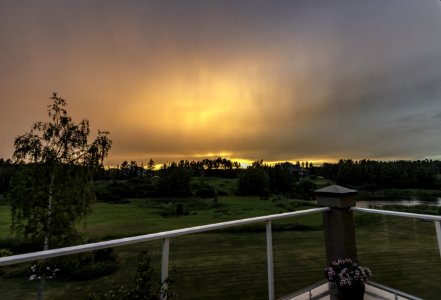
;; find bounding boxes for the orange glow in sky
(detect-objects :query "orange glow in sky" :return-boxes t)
[1,1,441,165]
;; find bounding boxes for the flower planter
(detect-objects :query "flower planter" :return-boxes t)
[324,258,372,300]
[337,282,365,300]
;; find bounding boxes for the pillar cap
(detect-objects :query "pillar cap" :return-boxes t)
[314,184,358,197]
[315,185,357,208]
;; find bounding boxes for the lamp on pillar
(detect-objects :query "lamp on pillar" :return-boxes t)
[315,185,359,264]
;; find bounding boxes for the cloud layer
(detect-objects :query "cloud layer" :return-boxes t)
[1,0,441,164]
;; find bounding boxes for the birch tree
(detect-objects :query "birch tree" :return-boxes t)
[9,92,112,249]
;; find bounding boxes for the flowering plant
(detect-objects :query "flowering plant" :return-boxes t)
[29,263,60,281]
[324,258,372,287]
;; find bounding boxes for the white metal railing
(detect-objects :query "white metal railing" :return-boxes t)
[279,280,423,300]
[351,207,441,258]
[367,281,424,300]
[2,206,439,300]
[0,207,330,300]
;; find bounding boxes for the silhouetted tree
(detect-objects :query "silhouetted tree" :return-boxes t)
[9,93,112,299]
[268,163,295,194]
[147,159,155,176]
[238,165,270,196]
[0,159,16,196]
[319,159,440,190]
[10,93,112,248]
[157,166,192,197]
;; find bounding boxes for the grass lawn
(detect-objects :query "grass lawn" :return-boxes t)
[1,180,441,299]
[355,213,441,299]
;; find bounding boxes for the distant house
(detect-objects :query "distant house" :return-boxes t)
[119,165,148,177]
[281,162,309,179]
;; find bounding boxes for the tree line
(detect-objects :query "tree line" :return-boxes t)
[319,159,441,190]
[101,157,243,181]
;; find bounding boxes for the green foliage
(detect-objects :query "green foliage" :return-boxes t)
[319,159,441,190]
[272,197,319,213]
[0,248,119,282]
[0,248,12,257]
[194,182,216,198]
[88,250,177,300]
[8,93,112,249]
[93,181,125,203]
[154,199,209,218]
[293,179,317,200]
[237,162,313,196]
[157,166,192,197]
[268,164,296,194]
[9,164,93,247]
[2,196,441,299]
[175,203,185,216]
[0,237,41,254]
[93,179,152,203]
[67,248,120,281]
[237,167,270,196]
[0,159,16,196]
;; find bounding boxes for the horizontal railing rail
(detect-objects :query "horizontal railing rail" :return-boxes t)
[352,206,441,261]
[0,207,330,300]
[278,280,423,300]
[278,279,328,300]
[351,207,441,221]
[2,205,438,300]
[367,281,424,300]
[0,207,329,267]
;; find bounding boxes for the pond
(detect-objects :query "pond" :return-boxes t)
[356,197,441,208]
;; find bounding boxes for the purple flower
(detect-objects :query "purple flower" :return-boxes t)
[324,258,372,286]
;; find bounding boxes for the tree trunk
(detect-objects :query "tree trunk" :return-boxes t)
[37,171,55,300]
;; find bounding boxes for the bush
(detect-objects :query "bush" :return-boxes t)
[70,259,119,281]
[87,250,177,300]
[156,167,192,197]
[195,182,216,198]
[0,238,41,255]
[69,248,119,280]
[0,248,12,257]
[217,190,228,196]
[23,248,121,281]
[293,179,317,200]
[94,181,126,203]
[176,203,184,216]
[237,167,270,196]
[94,178,156,202]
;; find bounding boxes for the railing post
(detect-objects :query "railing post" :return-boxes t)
[434,221,441,259]
[161,238,170,300]
[315,185,359,300]
[266,220,275,300]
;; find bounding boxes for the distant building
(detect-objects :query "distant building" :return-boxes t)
[281,162,309,179]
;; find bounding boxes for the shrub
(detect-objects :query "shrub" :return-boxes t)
[237,167,270,196]
[87,250,177,300]
[0,248,13,257]
[195,182,216,198]
[0,238,41,254]
[176,203,184,216]
[68,248,119,281]
[217,190,228,196]
[293,179,317,200]
[156,167,192,197]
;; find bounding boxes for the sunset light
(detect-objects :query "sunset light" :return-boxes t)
[2,2,441,300]
[1,1,441,166]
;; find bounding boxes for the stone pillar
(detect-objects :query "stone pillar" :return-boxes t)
[315,185,358,300]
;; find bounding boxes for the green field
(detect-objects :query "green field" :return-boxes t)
[1,179,441,299]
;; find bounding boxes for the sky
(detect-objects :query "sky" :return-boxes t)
[1,0,441,166]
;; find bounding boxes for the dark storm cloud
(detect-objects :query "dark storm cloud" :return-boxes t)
[1,0,441,164]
